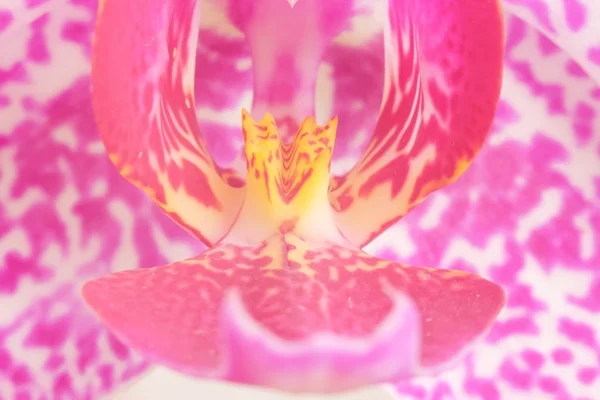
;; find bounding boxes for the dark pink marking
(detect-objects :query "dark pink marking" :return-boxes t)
[464,377,500,400]
[499,358,534,390]
[25,315,71,348]
[521,349,545,371]
[577,367,598,385]
[538,375,563,394]
[566,60,588,78]
[558,318,598,349]
[537,33,561,56]
[562,0,587,31]
[588,46,600,65]
[27,15,50,63]
[25,0,52,6]
[0,10,13,32]
[572,101,595,144]
[551,347,573,364]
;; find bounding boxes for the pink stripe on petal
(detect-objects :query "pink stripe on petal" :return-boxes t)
[93,0,244,246]
[330,0,504,247]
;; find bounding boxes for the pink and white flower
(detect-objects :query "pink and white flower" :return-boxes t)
[0,0,598,398]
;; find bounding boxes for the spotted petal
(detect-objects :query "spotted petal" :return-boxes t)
[92,0,244,246]
[83,234,504,393]
[329,0,505,247]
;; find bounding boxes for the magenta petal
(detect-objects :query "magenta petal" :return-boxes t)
[93,0,246,246]
[329,0,505,247]
[82,237,504,393]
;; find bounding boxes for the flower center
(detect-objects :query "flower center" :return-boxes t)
[222,110,346,245]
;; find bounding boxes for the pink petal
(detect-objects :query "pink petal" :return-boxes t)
[82,235,504,393]
[93,0,244,246]
[329,0,505,247]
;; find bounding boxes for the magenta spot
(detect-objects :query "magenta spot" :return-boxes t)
[98,364,114,391]
[53,372,74,396]
[27,15,51,63]
[506,17,527,52]
[521,349,545,371]
[538,375,563,394]
[61,21,92,54]
[499,359,534,390]
[494,100,520,124]
[588,47,600,66]
[551,348,573,364]
[0,253,52,293]
[0,10,13,32]
[537,34,560,56]
[25,315,71,348]
[558,318,598,349]
[565,60,587,78]
[562,0,586,31]
[11,365,32,385]
[0,63,28,86]
[76,331,99,373]
[577,367,598,385]
[21,96,40,111]
[0,95,11,108]
[44,354,65,370]
[507,284,545,311]
[107,334,130,360]
[464,377,500,400]
[591,88,600,100]
[25,0,52,6]
[572,102,595,144]
[0,348,12,371]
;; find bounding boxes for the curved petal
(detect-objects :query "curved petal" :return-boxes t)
[329,0,505,247]
[92,0,243,246]
[82,235,504,393]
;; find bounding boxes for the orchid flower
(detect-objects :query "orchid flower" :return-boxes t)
[0,0,599,399]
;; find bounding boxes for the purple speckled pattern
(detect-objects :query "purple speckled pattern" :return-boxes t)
[0,0,599,399]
